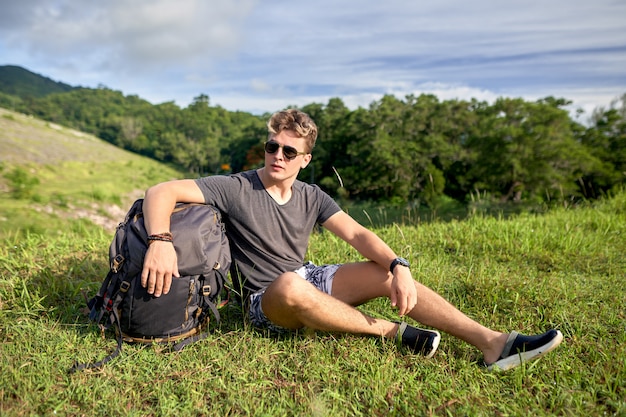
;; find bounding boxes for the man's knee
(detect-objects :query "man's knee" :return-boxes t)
[264,272,312,308]
[261,272,315,329]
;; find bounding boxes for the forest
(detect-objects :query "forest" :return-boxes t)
[1,80,624,207]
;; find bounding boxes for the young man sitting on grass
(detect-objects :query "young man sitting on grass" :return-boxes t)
[140,108,563,371]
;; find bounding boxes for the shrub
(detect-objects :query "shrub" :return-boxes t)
[4,167,40,199]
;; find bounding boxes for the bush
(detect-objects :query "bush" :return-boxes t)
[4,166,40,199]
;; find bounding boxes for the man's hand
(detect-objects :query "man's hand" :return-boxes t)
[389,266,418,316]
[140,241,179,297]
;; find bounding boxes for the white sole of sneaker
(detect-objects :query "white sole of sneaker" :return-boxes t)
[488,330,563,371]
[425,331,441,359]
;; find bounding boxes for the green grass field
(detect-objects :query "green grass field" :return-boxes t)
[1,108,625,416]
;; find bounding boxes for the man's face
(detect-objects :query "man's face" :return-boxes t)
[264,130,311,182]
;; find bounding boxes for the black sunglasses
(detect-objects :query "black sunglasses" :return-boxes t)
[264,141,307,161]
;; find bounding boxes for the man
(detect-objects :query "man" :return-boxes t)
[141,108,562,371]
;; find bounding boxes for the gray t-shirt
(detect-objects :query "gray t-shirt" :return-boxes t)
[195,170,341,295]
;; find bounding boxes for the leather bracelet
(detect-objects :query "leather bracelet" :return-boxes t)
[147,232,173,245]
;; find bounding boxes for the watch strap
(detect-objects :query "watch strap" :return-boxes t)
[390,257,410,273]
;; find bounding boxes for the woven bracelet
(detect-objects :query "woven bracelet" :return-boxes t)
[147,233,173,245]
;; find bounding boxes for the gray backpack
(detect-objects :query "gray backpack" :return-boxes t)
[71,199,231,372]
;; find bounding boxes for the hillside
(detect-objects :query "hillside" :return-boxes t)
[0,107,185,237]
[1,107,133,165]
[0,65,75,98]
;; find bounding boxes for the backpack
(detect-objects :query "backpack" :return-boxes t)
[70,198,231,372]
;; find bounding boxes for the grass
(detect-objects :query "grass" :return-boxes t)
[1,106,624,415]
[1,192,625,416]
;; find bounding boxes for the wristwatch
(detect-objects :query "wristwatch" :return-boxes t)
[390,257,410,273]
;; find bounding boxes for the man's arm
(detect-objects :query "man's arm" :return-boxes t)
[322,211,418,316]
[141,179,205,297]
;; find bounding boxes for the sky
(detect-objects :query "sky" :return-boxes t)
[1,0,625,121]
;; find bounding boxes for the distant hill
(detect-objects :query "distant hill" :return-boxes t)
[0,106,184,236]
[0,106,137,165]
[0,65,76,98]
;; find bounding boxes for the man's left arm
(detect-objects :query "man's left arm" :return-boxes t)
[322,211,417,316]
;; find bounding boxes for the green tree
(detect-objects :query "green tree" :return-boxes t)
[579,94,626,196]
[301,98,351,189]
[224,113,266,173]
[8,78,624,204]
[339,96,412,201]
[467,97,592,202]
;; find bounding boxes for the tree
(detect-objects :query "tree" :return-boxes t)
[339,96,413,201]
[579,94,626,196]
[467,97,593,202]
[301,98,351,189]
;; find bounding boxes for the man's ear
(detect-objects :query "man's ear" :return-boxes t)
[301,153,312,169]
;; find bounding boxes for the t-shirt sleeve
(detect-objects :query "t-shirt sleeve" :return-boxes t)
[194,174,242,212]
[311,184,342,224]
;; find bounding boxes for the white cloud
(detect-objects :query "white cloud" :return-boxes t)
[1,0,256,72]
[249,79,272,93]
[0,0,624,117]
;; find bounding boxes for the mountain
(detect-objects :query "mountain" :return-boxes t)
[0,65,76,98]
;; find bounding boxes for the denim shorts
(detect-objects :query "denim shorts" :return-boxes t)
[248,262,340,333]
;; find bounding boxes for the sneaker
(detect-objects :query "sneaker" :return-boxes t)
[486,329,563,371]
[396,321,441,358]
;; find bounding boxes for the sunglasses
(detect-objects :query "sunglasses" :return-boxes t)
[264,141,308,161]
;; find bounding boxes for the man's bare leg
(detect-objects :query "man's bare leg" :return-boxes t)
[261,271,398,338]
[261,262,508,363]
[331,262,509,363]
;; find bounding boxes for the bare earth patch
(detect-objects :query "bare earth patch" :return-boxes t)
[33,190,144,233]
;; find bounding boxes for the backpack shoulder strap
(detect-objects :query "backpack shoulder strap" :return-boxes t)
[70,274,134,373]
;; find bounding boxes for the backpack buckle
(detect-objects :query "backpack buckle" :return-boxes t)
[119,281,131,293]
[201,285,212,297]
[111,254,125,273]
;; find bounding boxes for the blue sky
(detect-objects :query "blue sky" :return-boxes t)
[1,0,625,121]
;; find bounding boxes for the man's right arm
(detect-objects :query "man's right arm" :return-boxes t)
[140,179,205,297]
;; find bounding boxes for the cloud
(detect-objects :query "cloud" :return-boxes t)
[0,0,624,116]
[1,0,256,73]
